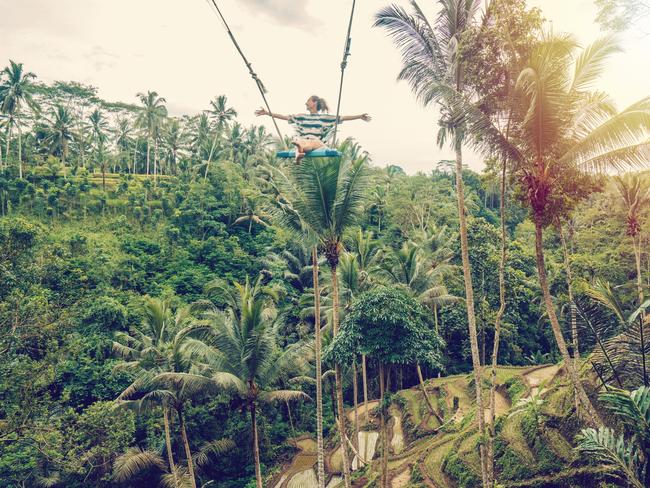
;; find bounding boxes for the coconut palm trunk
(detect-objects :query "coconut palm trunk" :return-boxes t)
[352,361,360,455]
[379,362,388,488]
[162,406,179,486]
[454,136,488,487]
[250,400,263,488]
[488,154,508,485]
[178,408,197,488]
[312,247,326,488]
[146,139,150,175]
[330,261,351,487]
[533,219,600,425]
[17,125,23,179]
[634,234,644,307]
[362,354,368,423]
[558,224,579,360]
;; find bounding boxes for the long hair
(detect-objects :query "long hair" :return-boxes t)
[309,95,329,113]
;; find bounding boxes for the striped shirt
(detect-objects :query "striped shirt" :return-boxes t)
[288,113,342,142]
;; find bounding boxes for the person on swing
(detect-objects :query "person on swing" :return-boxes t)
[255,95,371,163]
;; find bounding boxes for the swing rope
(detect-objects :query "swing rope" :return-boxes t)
[331,0,357,147]
[204,0,286,145]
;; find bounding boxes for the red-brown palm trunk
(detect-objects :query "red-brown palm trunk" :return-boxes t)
[533,218,600,425]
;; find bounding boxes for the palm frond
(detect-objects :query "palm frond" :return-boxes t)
[113,448,165,482]
[195,439,236,468]
[570,36,621,93]
[576,427,644,488]
[259,389,311,404]
[561,97,650,170]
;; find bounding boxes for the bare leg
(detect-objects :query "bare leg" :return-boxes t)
[291,141,305,165]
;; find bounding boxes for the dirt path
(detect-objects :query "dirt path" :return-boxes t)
[524,365,560,397]
[347,400,380,422]
[390,467,411,487]
[275,437,318,488]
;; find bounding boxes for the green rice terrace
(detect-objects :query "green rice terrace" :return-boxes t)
[271,364,620,488]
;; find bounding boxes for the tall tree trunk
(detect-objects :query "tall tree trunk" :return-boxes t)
[250,401,263,488]
[417,363,437,418]
[362,354,369,425]
[454,135,488,488]
[312,247,325,488]
[533,218,600,425]
[154,139,158,182]
[352,361,360,457]
[17,126,23,179]
[204,131,219,179]
[5,124,11,166]
[558,223,579,360]
[178,409,197,488]
[285,399,297,440]
[487,155,507,487]
[634,235,644,308]
[163,406,179,488]
[379,363,388,488]
[330,263,351,488]
[146,139,150,175]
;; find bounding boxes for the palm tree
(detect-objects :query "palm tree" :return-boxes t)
[499,34,650,423]
[265,217,327,487]
[190,113,211,176]
[114,439,234,487]
[0,60,37,177]
[204,95,237,178]
[89,108,109,189]
[345,229,382,420]
[114,117,134,173]
[270,153,369,487]
[162,118,187,175]
[380,239,456,417]
[375,3,489,483]
[202,276,310,488]
[136,90,167,176]
[43,105,75,166]
[113,298,210,487]
[614,174,650,309]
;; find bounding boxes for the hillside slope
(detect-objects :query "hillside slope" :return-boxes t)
[272,365,617,488]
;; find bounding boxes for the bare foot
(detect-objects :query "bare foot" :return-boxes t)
[295,152,305,165]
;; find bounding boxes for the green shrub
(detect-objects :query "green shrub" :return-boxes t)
[442,452,481,488]
[496,445,533,480]
[505,377,526,403]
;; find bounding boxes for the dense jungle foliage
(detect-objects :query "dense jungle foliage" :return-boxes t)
[1,1,650,487]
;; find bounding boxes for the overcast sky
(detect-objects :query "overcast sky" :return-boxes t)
[1,0,648,173]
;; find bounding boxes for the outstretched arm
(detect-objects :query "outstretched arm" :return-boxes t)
[255,107,290,121]
[338,113,371,122]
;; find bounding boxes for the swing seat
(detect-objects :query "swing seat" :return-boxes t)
[276,148,342,159]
